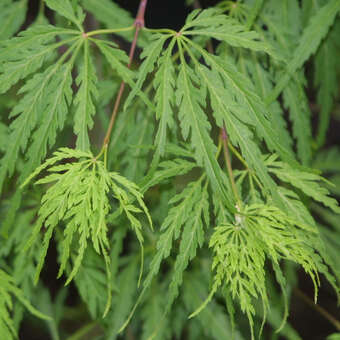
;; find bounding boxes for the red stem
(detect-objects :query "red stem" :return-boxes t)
[102,0,147,148]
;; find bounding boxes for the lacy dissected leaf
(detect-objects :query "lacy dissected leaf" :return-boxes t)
[0,37,81,193]
[0,21,83,195]
[74,247,110,318]
[238,51,293,154]
[45,0,84,31]
[21,147,151,316]
[260,3,312,165]
[176,45,233,211]
[282,73,312,165]
[73,39,98,151]
[124,33,170,111]
[115,102,155,182]
[267,0,340,104]
[94,39,155,110]
[141,158,196,193]
[182,8,275,56]
[25,45,81,175]
[152,38,177,159]
[266,154,340,213]
[94,39,134,87]
[0,25,78,94]
[0,269,50,340]
[181,38,294,165]
[117,176,210,330]
[124,35,177,181]
[167,180,209,309]
[143,177,206,291]
[0,0,27,40]
[185,50,281,203]
[196,203,331,339]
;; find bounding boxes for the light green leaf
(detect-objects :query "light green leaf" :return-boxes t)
[153,38,176,158]
[267,155,340,213]
[282,73,312,165]
[143,178,205,292]
[0,41,78,193]
[182,8,275,56]
[21,147,151,317]
[75,247,110,318]
[73,39,98,151]
[45,0,83,31]
[182,39,295,165]
[183,272,244,340]
[0,25,78,94]
[267,0,340,104]
[167,181,209,309]
[124,34,169,111]
[189,57,281,203]
[24,42,81,176]
[141,158,195,193]
[177,43,234,211]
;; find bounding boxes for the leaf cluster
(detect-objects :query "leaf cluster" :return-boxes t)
[0,0,340,339]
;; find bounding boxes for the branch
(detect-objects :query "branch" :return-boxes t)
[100,0,148,154]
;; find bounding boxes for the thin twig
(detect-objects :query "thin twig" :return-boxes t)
[100,0,148,152]
[221,125,241,206]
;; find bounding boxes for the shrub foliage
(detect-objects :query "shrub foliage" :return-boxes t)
[0,0,340,339]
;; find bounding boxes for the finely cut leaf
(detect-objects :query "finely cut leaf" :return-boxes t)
[153,38,176,157]
[73,39,98,151]
[182,39,295,165]
[24,43,81,175]
[124,34,169,111]
[267,0,340,104]
[141,158,196,193]
[45,0,83,31]
[197,203,330,339]
[266,155,340,213]
[21,148,151,317]
[0,25,78,94]
[0,269,50,340]
[167,181,209,309]
[177,43,234,211]
[0,40,79,192]
[282,73,312,165]
[182,8,275,57]
[144,178,205,291]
